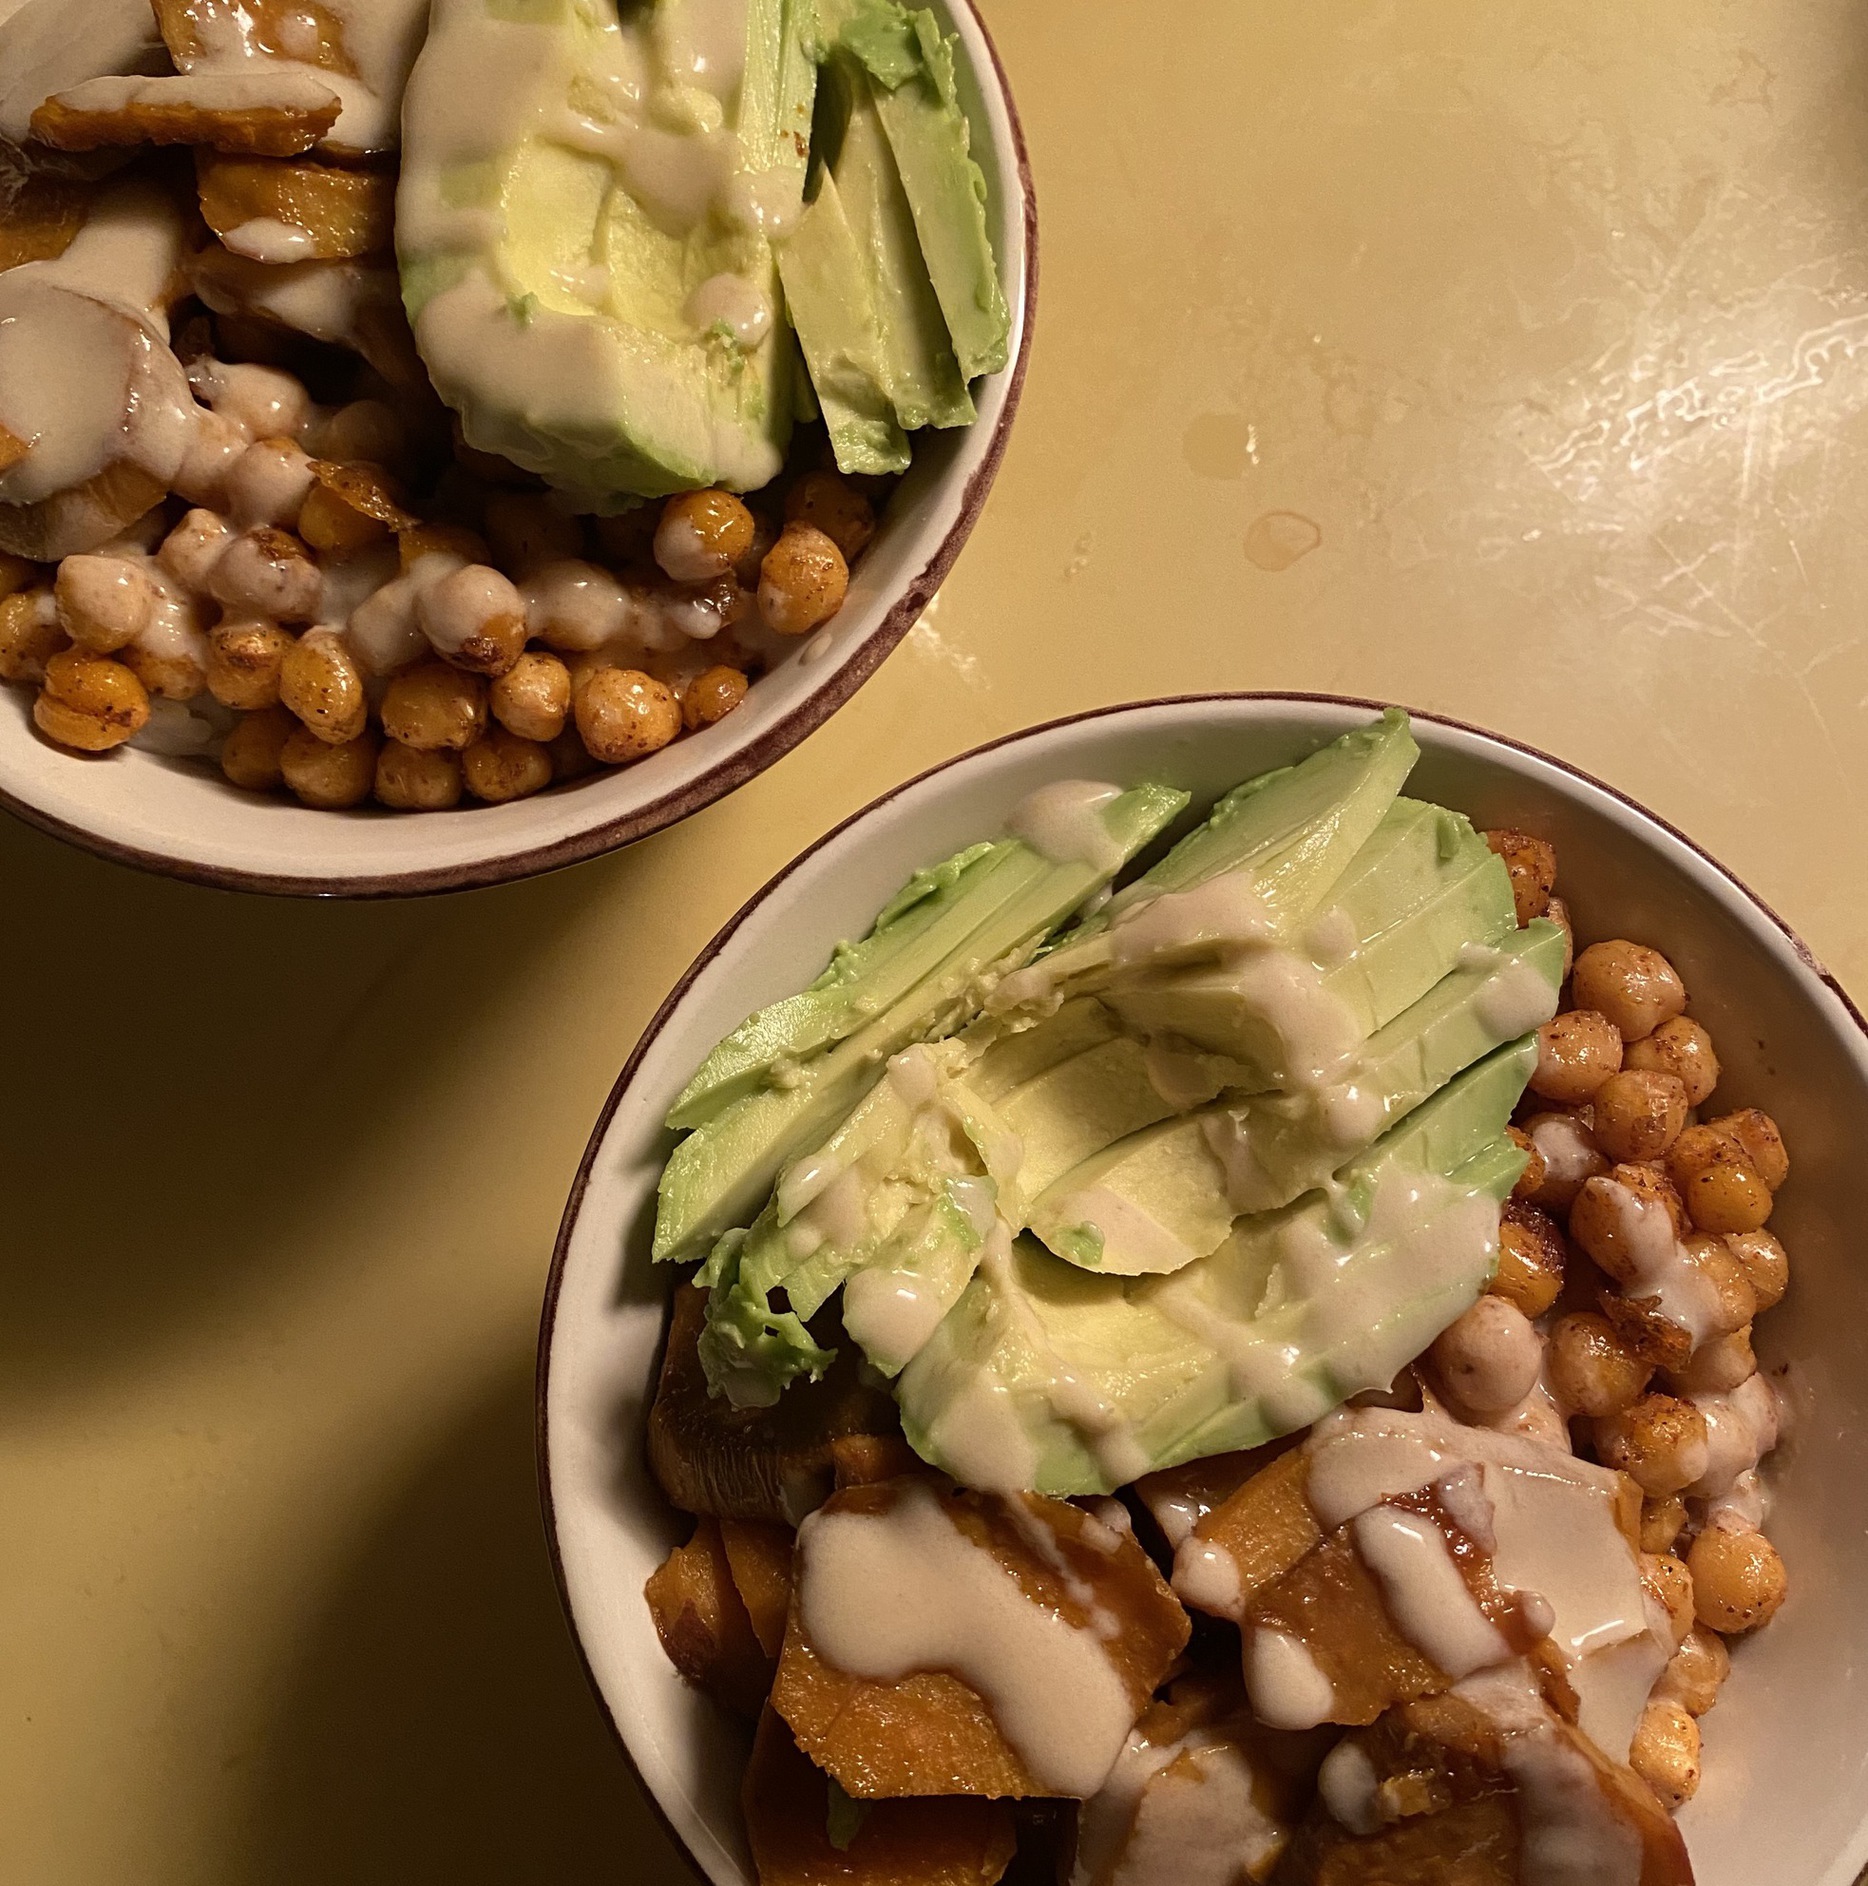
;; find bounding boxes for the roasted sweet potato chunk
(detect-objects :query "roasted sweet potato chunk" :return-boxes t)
[195,151,393,260]
[1178,1445,1323,1617]
[647,1283,906,1523]
[774,1479,1190,1800]
[31,75,342,157]
[0,150,93,271]
[745,1708,1016,1886]
[645,1516,774,1722]
[721,1519,795,1661]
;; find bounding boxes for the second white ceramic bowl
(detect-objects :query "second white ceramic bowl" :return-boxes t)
[540,694,1868,1886]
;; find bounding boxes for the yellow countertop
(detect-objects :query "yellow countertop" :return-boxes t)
[4,3,1865,1880]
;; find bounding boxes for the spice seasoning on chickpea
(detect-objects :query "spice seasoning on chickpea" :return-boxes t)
[758,521,848,635]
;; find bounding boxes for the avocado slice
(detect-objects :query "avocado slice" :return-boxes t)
[653,780,1190,1265]
[1026,922,1564,1272]
[894,1040,1536,1495]
[399,0,813,502]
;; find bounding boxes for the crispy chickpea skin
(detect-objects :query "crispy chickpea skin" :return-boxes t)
[757,520,848,634]
[1571,940,1688,1042]
[206,618,293,709]
[1688,1521,1788,1633]
[655,488,755,583]
[1492,1198,1566,1317]
[1626,1016,1721,1108]
[279,723,379,808]
[55,553,154,651]
[374,739,462,811]
[1549,1310,1652,1419]
[1727,1228,1788,1311]
[1640,1494,1688,1555]
[278,627,368,744]
[221,705,294,791]
[1630,1699,1701,1809]
[1529,1008,1623,1105]
[1482,828,1557,925]
[33,647,149,751]
[381,662,487,752]
[575,666,681,764]
[1544,894,1576,980]
[1657,1626,1732,1717]
[1592,1068,1690,1163]
[1596,1393,1710,1497]
[0,588,64,682]
[1709,1108,1789,1191]
[784,469,876,561]
[682,663,750,730]
[461,725,552,802]
[489,650,571,742]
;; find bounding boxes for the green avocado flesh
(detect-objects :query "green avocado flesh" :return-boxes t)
[653,713,1551,1492]
[398,0,1007,502]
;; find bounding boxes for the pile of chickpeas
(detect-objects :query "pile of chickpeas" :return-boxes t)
[0,347,882,812]
[1425,827,1792,1816]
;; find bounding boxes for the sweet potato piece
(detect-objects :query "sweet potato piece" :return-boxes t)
[1179,1446,1323,1619]
[647,1283,906,1524]
[1133,1440,1286,1548]
[31,74,342,157]
[722,1520,795,1661]
[195,151,393,260]
[774,1479,1190,1800]
[645,1517,775,1722]
[745,1707,1017,1886]
[831,1432,924,1488]
[0,152,93,271]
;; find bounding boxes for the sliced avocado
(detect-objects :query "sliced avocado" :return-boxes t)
[840,1184,989,1375]
[653,781,1190,1264]
[1026,922,1564,1271]
[399,0,812,502]
[895,1039,1537,1495]
[831,0,1008,379]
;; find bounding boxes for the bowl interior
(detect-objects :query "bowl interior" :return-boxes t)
[0,0,1031,896]
[541,695,1868,1886]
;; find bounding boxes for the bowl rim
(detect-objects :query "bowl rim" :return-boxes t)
[0,0,1038,902]
[533,687,1868,1884]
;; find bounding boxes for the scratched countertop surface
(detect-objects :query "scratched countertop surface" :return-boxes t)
[4,2,1866,1881]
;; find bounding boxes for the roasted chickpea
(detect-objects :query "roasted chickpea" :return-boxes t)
[1708,1108,1788,1191]
[1597,1288,1694,1376]
[547,724,599,782]
[346,574,428,676]
[1688,1520,1788,1633]
[279,722,379,808]
[0,551,37,599]
[1673,1136,1773,1236]
[1630,1699,1701,1809]
[1657,1626,1731,1717]
[461,725,552,802]
[206,618,293,710]
[1667,1325,1756,1397]
[398,521,491,572]
[380,662,486,752]
[575,666,681,763]
[298,478,389,554]
[484,489,582,574]
[1430,1295,1543,1414]
[681,663,749,730]
[757,521,848,634]
[1571,940,1687,1042]
[173,404,248,507]
[1544,894,1576,980]
[225,435,315,529]
[1592,1069,1690,1163]
[158,508,237,593]
[489,650,571,742]
[1684,1234,1758,1336]
[0,588,64,682]
[208,527,322,621]
[1492,1198,1566,1317]
[655,488,755,583]
[1640,1551,1697,1647]
[1640,1493,1688,1555]
[121,631,207,702]
[1595,1392,1710,1497]
[278,627,368,744]
[417,562,527,676]
[313,398,408,468]
[1482,828,1557,925]
[55,554,154,652]
[1548,1311,1652,1419]
[373,739,462,811]
[220,704,294,791]
[1726,1228,1788,1312]
[33,647,150,751]
[1528,1009,1622,1105]
[784,469,876,561]
[1505,1125,1547,1201]
[1568,1165,1685,1288]
[1625,1016,1721,1109]
[1518,1111,1609,1212]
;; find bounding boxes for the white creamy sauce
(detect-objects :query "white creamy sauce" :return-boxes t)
[1582,1176,1724,1349]
[842,1265,948,1371]
[1074,1733,1284,1886]
[1142,1041,1226,1111]
[1108,870,1274,967]
[1244,1625,1335,1731]
[1527,1113,1603,1188]
[1007,780,1127,871]
[1316,1738,1383,1837]
[921,1360,1040,1495]
[1475,952,1561,1039]
[1303,904,1358,967]
[193,254,392,352]
[796,1481,1136,1797]
[685,270,771,346]
[1040,1185,1202,1277]
[1689,1372,1778,1501]
[1169,1539,1243,1618]
[0,0,167,145]
[1351,1505,1510,1677]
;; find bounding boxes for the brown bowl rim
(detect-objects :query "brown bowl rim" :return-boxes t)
[533,686,1868,1882]
[0,0,1039,902]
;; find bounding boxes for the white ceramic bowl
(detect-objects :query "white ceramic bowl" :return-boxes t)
[539,693,1868,1886]
[0,0,1033,897]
